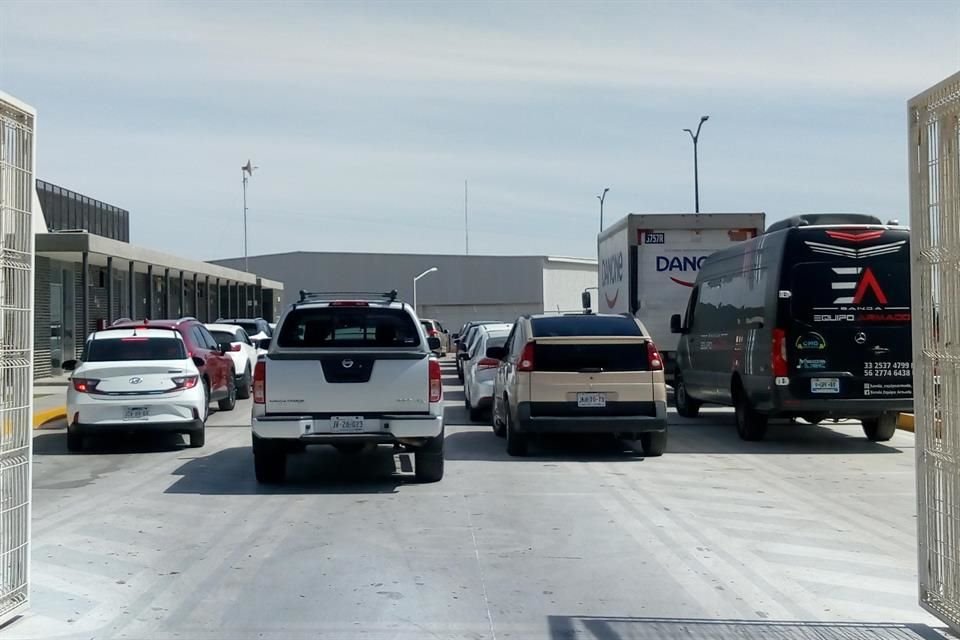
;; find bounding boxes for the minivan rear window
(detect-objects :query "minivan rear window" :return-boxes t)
[531,315,643,337]
[85,337,186,362]
[277,308,421,348]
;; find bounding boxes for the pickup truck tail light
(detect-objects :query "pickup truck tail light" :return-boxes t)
[646,341,663,371]
[429,358,442,403]
[772,328,789,377]
[517,342,536,372]
[253,360,266,404]
[72,378,100,393]
[477,357,500,371]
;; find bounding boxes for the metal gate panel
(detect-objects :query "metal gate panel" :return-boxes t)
[0,92,35,625]
[909,70,960,633]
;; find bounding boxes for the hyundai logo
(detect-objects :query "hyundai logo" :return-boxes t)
[854,332,867,345]
[341,359,354,369]
[129,376,143,384]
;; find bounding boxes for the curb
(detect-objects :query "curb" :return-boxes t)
[897,413,914,433]
[33,406,67,429]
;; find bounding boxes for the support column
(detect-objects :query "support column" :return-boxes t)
[105,256,114,325]
[226,281,232,318]
[216,278,222,319]
[81,251,89,339]
[146,264,154,318]
[128,261,135,320]
[179,271,185,317]
[192,273,199,320]
[163,268,170,317]
[205,275,211,322]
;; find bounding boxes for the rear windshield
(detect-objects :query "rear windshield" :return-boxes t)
[534,343,649,372]
[209,330,239,344]
[85,337,186,362]
[790,261,911,325]
[232,322,260,335]
[277,308,421,348]
[531,315,643,337]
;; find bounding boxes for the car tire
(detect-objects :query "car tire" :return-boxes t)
[236,365,252,400]
[218,372,238,411]
[66,428,83,453]
[202,379,211,421]
[640,431,666,456]
[457,359,464,382]
[674,374,701,418]
[492,398,506,438]
[415,431,445,483]
[862,412,897,441]
[253,436,286,483]
[189,427,205,448]
[469,404,484,423]
[505,407,527,457]
[734,386,768,441]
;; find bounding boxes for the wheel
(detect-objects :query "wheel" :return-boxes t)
[201,379,211,422]
[469,404,484,422]
[253,436,286,483]
[862,412,897,441]
[189,427,205,448]
[66,428,83,452]
[415,431,445,482]
[457,359,464,382]
[734,386,768,441]
[236,365,252,400]
[492,397,506,438]
[640,431,666,456]
[674,373,701,418]
[333,443,365,454]
[505,407,527,456]
[218,372,238,411]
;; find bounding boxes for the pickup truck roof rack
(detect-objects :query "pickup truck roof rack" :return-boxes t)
[297,289,400,304]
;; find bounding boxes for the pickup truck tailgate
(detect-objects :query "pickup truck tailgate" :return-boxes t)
[264,352,430,414]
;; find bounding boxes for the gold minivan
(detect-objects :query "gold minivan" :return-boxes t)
[487,313,668,457]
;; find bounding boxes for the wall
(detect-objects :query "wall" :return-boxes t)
[418,303,543,332]
[541,260,598,314]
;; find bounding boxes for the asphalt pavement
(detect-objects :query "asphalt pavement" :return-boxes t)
[10,360,946,639]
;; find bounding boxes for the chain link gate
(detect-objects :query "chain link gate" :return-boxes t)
[909,70,960,634]
[0,93,35,625]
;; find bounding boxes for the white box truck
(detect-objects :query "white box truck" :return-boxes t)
[597,213,766,378]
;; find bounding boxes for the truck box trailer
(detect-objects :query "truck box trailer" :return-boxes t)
[598,213,766,377]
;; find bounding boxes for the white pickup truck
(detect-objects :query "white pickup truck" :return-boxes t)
[251,291,445,483]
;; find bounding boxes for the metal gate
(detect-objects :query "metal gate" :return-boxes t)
[909,70,960,633]
[0,92,35,624]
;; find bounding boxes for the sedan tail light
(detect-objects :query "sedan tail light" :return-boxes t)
[171,375,199,390]
[646,341,663,371]
[230,343,242,352]
[72,378,100,393]
[429,358,442,403]
[253,360,266,404]
[477,357,500,370]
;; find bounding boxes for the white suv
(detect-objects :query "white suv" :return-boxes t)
[63,327,208,451]
[251,291,444,483]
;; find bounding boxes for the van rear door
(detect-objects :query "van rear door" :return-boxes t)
[786,254,912,401]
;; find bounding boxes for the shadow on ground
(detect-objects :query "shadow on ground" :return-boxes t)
[546,616,946,640]
[32,429,189,455]
[165,445,413,495]
[444,428,645,462]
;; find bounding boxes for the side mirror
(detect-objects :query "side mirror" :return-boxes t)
[427,336,441,351]
[457,351,470,360]
[192,356,206,368]
[581,290,592,311]
[62,359,77,371]
[451,333,459,341]
[670,314,686,334]
[486,346,507,360]
[218,343,232,354]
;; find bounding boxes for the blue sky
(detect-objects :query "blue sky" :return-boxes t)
[2,1,958,260]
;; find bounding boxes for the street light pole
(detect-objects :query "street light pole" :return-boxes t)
[413,267,438,315]
[241,160,258,272]
[597,187,610,233]
[683,116,709,213]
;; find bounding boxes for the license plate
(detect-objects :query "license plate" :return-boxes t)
[331,416,365,433]
[577,392,606,408]
[811,378,840,394]
[124,407,149,420]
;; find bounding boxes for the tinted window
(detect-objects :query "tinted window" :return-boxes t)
[86,337,186,362]
[530,315,642,337]
[534,343,649,372]
[278,308,420,348]
[231,321,260,335]
[209,330,238,344]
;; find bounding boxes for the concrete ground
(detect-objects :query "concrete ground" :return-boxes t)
[9,360,946,639]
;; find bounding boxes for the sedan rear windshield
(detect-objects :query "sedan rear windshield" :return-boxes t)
[531,315,643,337]
[209,330,239,344]
[85,337,186,362]
[277,308,421,348]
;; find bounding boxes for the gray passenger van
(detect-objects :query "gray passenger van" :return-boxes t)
[670,213,912,442]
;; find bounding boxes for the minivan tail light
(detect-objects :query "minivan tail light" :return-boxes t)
[517,342,535,372]
[646,342,663,371]
[772,328,789,377]
[477,357,500,370]
[72,378,100,393]
[253,360,266,404]
[429,358,442,403]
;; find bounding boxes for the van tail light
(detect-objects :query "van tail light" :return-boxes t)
[517,342,536,372]
[772,328,789,377]
[171,375,199,390]
[646,341,663,371]
[477,357,500,371]
[72,378,100,393]
[253,360,266,404]
[429,358,442,403]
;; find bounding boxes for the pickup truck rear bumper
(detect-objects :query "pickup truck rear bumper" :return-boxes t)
[253,414,443,441]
